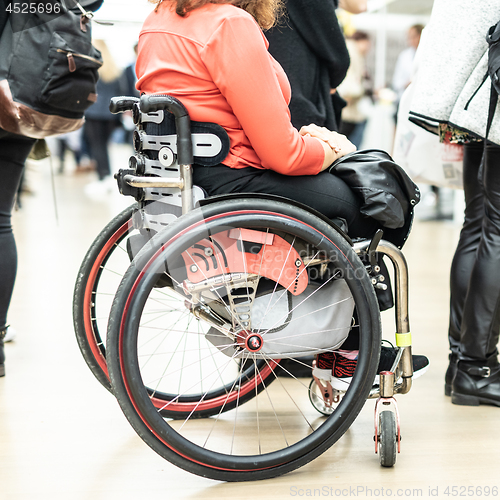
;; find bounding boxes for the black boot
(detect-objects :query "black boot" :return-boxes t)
[451,360,500,407]
[0,326,6,377]
[444,352,458,396]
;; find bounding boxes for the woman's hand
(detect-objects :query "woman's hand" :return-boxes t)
[299,124,357,171]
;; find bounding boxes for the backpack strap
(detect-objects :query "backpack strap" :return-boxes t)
[485,83,498,145]
[477,84,498,180]
[464,72,488,111]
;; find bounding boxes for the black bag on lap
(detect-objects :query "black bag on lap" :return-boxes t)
[328,149,420,230]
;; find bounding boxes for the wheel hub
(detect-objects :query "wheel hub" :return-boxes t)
[236,330,264,353]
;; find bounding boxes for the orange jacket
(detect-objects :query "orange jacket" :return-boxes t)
[136,3,324,176]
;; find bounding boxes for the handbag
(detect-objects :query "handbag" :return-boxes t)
[393,83,463,189]
[328,148,420,229]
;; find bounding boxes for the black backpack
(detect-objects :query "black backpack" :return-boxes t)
[0,0,103,138]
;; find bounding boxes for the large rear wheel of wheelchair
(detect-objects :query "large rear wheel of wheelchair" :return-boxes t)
[73,203,138,391]
[107,199,382,481]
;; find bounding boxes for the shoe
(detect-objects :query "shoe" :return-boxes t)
[445,351,458,396]
[314,346,430,391]
[84,176,116,199]
[451,360,500,407]
[313,350,358,390]
[0,326,6,377]
[313,351,336,381]
[330,350,358,390]
[377,346,430,381]
[3,325,16,343]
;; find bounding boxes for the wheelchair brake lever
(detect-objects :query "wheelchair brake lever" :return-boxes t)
[367,229,384,267]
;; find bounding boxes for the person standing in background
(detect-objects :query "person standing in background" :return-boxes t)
[392,24,424,112]
[337,31,372,148]
[122,42,140,145]
[0,0,37,376]
[84,39,127,197]
[0,0,104,376]
[265,0,351,132]
[392,23,447,222]
[123,43,140,99]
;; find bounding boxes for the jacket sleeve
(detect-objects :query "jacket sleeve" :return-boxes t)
[200,15,324,176]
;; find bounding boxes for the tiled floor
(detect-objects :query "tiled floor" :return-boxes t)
[1,150,498,500]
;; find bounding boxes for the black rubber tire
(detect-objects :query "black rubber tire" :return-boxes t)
[379,410,397,467]
[107,198,382,481]
[73,203,138,391]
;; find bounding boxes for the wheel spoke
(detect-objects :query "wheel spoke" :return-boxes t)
[202,354,248,449]
[260,270,343,335]
[142,339,237,389]
[252,353,289,449]
[261,356,316,433]
[256,236,297,332]
[99,265,127,278]
[176,349,243,430]
[155,348,241,415]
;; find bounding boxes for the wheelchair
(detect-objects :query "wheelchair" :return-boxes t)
[73,94,415,481]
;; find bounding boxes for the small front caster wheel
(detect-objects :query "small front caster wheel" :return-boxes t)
[378,410,397,467]
[308,379,344,416]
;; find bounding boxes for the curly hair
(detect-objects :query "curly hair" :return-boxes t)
[147,0,284,30]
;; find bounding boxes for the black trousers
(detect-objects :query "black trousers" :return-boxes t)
[193,164,382,239]
[449,142,500,362]
[0,129,36,330]
[84,119,118,180]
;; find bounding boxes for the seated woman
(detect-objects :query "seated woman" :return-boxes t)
[136,0,382,239]
[136,0,428,385]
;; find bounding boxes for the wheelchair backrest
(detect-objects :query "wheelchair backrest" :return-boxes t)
[111,95,230,231]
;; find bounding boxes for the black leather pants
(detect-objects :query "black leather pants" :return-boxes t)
[449,141,500,362]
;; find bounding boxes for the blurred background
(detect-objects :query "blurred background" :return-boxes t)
[8,1,495,499]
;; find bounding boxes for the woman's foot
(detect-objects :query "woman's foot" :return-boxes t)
[451,360,500,407]
[313,346,430,391]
